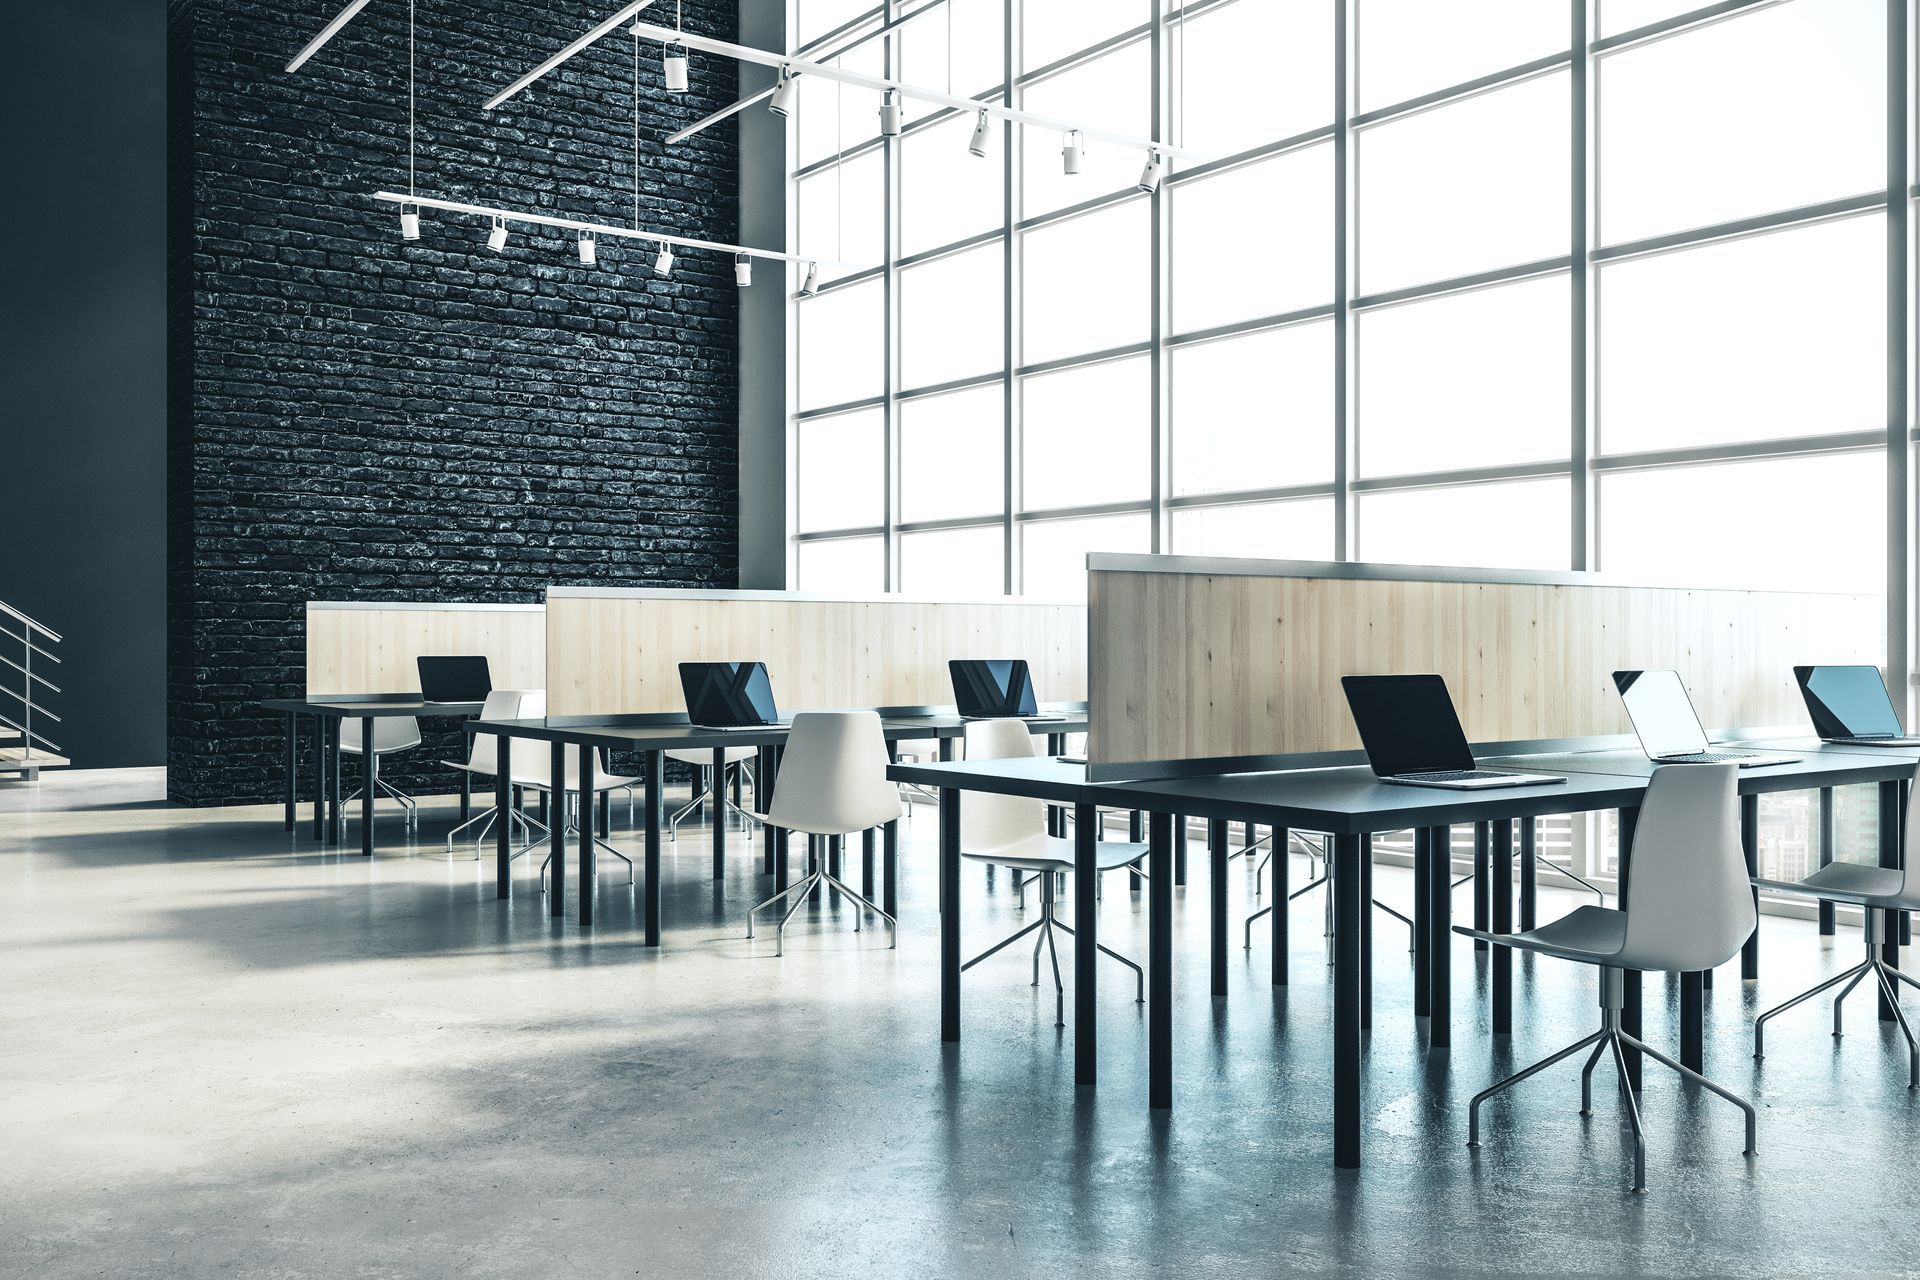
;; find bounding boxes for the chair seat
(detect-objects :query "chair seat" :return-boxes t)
[666,746,757,766]
[962,834,1148,874]
[341,741,420,756]
[1753,860,1920,909]
[1455,904,1627,967]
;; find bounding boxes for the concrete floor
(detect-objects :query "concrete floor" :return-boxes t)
[3,770,1918,1278]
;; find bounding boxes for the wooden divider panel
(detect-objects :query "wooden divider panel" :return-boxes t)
[305,603,546,695]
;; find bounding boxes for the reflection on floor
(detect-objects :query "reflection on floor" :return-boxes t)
[2,770,1915,1277]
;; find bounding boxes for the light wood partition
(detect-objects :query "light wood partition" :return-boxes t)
[545,587,1086,717]
[1087,555,1884,779]
[305,602,546,696]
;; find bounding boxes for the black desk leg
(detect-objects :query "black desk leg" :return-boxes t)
[1881,780,1902,1022]
[938,737,955,763]
[1491,819,1512,1035]
[578,745,596,926]
[1681,971,1704,1071]
[312,714,327,840]
[460,761,472,823]
[1075,800,1098,1088]
[1818,787,1836,936]
[359,717,376,857]
[777,826,792,892]
[711,746,728,882]
[643,750,663,946]
[1360,834,1373,1031]
[1618,805,1643,1090]
[1129,811,1145,890]
[1272,825,1290,987]
[810,835,824,904]
[1332,832,1363,1169]
[1472,823,1489,950]
[283,712,297,831]
[1518,818,1537,932]
[882,741,898,918]
[828,835,843,905]
[940,788,962,1043]
[1149,811,1173,1109]
[1902,780,1913,946]
[762,746,782,876]
[1209,819,1228,999]
[1047,734,1066,837]
[495,735,513,899]
[550,742,567,919]
[1428,825,1452,1050]
[862,828,876,899]
[598,791,610,840]
[1740,792,1760,981]
[1175,815,1188,886]
[330,720,344,844]
[1413,828,1431,1019]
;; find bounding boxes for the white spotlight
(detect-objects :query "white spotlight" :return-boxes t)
[1062,130,1083,175]
[654,241,675,277]
[769,68,798,118]
[399,205,420,241]
[735,253,752,287]
[663,40,689,92]
[800,260,819,297]
[968,108,990,158]
[578,232,597,266]
[487,216,508,252]
[1137,150,1164,194]
[879,89,902,137]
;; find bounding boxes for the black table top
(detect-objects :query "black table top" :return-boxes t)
[473,711,1089,754]
[259,696,485,717]
[887,755,1094,804]
[1480,744,1920,795]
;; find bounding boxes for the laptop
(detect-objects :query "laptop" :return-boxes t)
[949,659,1064,723]
[678,661,789,731]
[416,655,492,704]
[1794,664,1920,746]
[1612,669,1798,766]
[1341,674,1565,790]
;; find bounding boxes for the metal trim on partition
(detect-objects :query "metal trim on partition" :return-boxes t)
[306,601,545,612]
[544,584,1083,606]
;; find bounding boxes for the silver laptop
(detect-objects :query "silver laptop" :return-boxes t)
[1612,670,1797,767]
[1794,664,1920,746]
[1341,674,1565,790]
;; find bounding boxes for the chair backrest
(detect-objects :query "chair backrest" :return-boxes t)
[961,719,1047,853]
[1618,763,1754,972]
[467,690,539,774]
[765,710,903,836]
[349,716,422,754]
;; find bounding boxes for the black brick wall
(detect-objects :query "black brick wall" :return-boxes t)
[167,0,742,806]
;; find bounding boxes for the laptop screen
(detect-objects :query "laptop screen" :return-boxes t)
[1341,674,1477,777]
[416,655,492,704]
[678,662,780,727]
[1613,669,1710,757]
[950,660,1039,718]
[1796,664,1903,738]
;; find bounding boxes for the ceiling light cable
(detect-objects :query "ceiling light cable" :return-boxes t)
[662,0,688,91]
[401,0,419,239]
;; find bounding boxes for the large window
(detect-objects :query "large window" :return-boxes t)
[789,0,1899,618]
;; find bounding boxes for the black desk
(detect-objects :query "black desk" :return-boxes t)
[891,741,1919,1172]
[477,708,1088,936]
[257,695,485,858]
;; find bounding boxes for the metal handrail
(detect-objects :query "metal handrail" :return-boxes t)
[0,624,60,664]
[0,709,61,754]
[0,686,61,721]
[0,652,59,691]
[0,600,62,643]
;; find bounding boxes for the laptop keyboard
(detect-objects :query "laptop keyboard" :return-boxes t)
[1400,770,1505,782]
[1659,751,1757,764]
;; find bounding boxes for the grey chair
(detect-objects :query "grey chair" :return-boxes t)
[1455,763,1758,1193]
[1751,760,1920,1088]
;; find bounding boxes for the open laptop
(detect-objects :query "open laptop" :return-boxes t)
[417,655,492,704]
[1794,664,1920,746]
[949,659,1063,723]
[1341,674,1565,790]
[1612,669,1798,766]
[678,661,789,731]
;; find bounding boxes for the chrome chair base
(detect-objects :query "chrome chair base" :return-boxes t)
[343,778,419,831]
[526,823,637,890]
[746,855,896,956]
[445,804,547,859]
[1754,913,1920,1087]
[668,763,760,841]
[1469,967,1757,1193]
[962,873,1142,1027]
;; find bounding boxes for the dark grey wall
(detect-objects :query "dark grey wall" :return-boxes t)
[0,0,168,769]
[168,0,743,806]
[737,0,788,589]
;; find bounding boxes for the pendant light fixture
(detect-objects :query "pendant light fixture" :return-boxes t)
[734,253,752,286]
[968,108,990,158]
[768,66,797,118]
[661,0,688,92]
[1061,130,1083,175]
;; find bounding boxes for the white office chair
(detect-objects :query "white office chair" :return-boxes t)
[444,690,549,856]
[519,745,644,889]
[665,745,758,841]
[745,711,902,954]
[957,719,1145,1027]
[341,715,423,830]
[1456,764,1758,1193]
[1751,760,1920,1088]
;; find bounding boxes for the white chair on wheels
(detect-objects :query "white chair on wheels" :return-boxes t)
[958,718,1146,1027]
[342,716,423,830]
[444,690,549,855]
[665,745,758,841]
[1751,760,1920,1088]
[1455,763,1758,1194]
[746,711,901,954]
